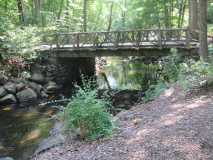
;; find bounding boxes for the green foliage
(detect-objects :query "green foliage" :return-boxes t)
[208,3,213,24]
[160,49,182,83]
[178,58,213,90]
[143,81,167,102]
[64,79,113,140]
[142,51,182,102]
[3,26,42,59]
[0,0,197,33]
[0,17,14,34]
[209,24,213,36]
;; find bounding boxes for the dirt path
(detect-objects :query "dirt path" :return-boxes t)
[33,86,213,160]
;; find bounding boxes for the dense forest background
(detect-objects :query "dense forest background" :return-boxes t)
[0,0,212,33]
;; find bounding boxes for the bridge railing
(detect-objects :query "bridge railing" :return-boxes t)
[41,28,197,49]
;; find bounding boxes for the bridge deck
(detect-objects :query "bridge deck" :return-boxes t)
[38,28,199,57]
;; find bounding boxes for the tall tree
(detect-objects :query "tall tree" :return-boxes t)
[107,2,114,31]
[83,0,88,32]
[57,0,65,19]
[33,0,42,24]
[177,0,187,28]
[198,0,208,60]
[189,0,198,31]
[122,0,127,29]
[16,0,25,24]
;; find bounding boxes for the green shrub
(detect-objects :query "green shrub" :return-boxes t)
[0,17,14,34]
[142,50,181,102]
[64,79,113,140]
[160,49,182,82]
[178,58,213,90]
[144,81,167,102]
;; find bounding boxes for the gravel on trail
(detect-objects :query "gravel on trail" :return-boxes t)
[33,86,213,160]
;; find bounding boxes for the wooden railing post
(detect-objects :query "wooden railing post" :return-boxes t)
[186,28,191,48]
[115,32,120,47]
[93,32,98,48]
[56,33,60,48]
[136,30,141,47]
[158,29,162,48]
[76,33,80,48]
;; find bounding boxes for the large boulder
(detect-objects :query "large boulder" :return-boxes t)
[0,75,8,85]
[16,82,26,92]
[30,73,46,84]
[0,94,17,105]
[0,87,7,98]
[28,82,43,95]
[16,88,38,106]
[3,82,16,94]
[40,91,48,98]
[45,81,58,94]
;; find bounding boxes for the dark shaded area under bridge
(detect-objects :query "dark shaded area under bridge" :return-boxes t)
[38,28,199,57]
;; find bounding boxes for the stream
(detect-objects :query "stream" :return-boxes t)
[0,106,54,160]
[0,56,158,160]
[97,57,158,90]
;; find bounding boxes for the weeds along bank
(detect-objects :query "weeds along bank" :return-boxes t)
[60,51,213,140]
[144,53,213,102]
[32,54,213,160]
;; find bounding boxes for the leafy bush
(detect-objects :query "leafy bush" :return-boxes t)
[0,17,14,34]
[143,81,168,102]
[159,49,182,82]
[178,58,213,90]
[64,79,113,140]
[142,50,181,102]
[3,26,42,59]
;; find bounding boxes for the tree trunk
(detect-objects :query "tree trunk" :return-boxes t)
[83,0,88,32]
[107,2,114,32]
[178,0,184,28]
[170,0,174,27]
[198,0,208,61]
[189,0,198,31]
[180,0,187,28]
[16,0,25,24]
[57,0,65,19]
[189,0,199,39]
[33,0,41,24]
[164,0,170,28]
[122,0,127,29]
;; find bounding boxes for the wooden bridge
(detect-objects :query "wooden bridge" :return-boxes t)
[39,28,199,57]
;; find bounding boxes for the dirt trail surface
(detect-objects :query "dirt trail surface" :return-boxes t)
[33,86,213,160]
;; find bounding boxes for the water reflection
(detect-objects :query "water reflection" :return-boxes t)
[97,57,159,90]
[0,106,53,160]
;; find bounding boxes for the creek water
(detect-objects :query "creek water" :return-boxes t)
[0,106,54,160]
[97,57,158,90]
[0,56,158,160]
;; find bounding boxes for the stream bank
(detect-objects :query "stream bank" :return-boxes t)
[0,56,160,160]
[32,86,213,160]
